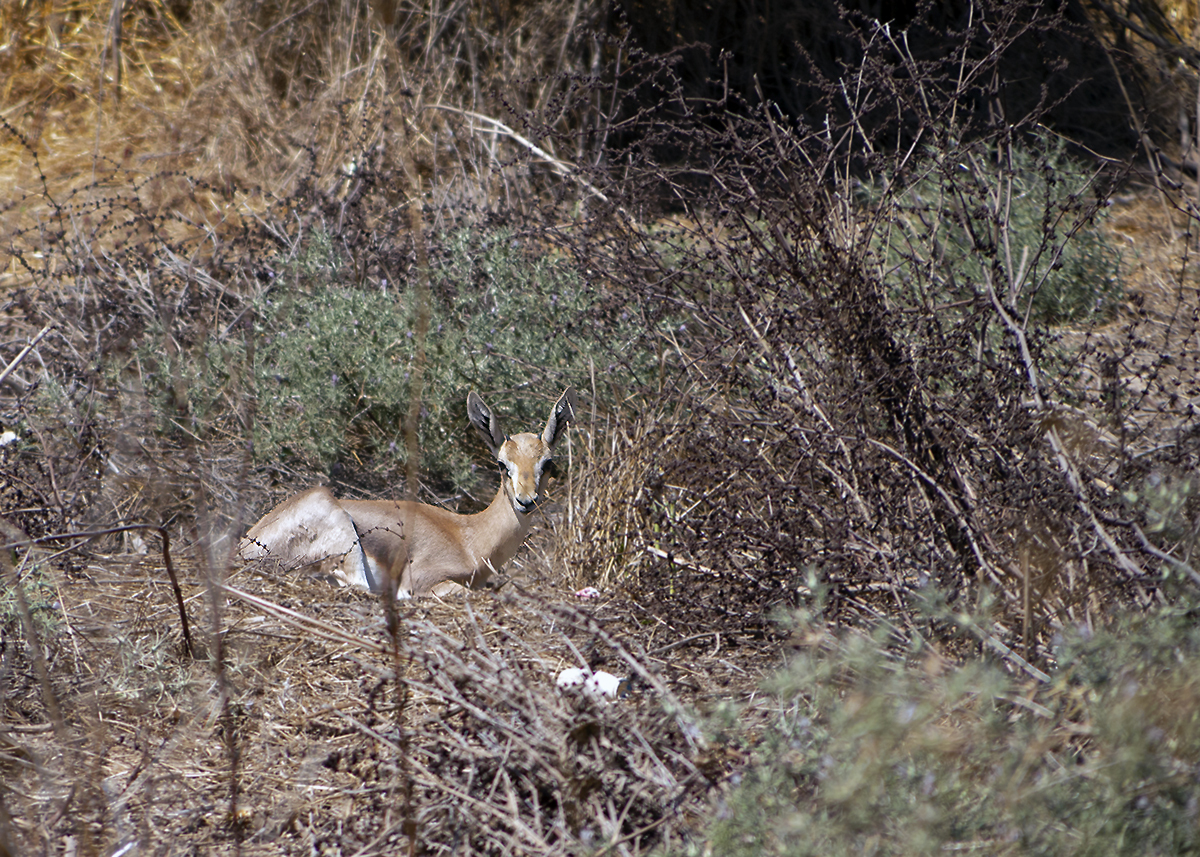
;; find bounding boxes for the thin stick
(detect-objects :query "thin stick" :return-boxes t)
[426,105,611,204]
[220,584,389,655]
[157,526,195,658]
[0,520,67,739]
[1133,524,1200,587]
[0,323,52,390]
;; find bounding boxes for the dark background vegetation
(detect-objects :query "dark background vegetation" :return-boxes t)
[3,0,1200,853]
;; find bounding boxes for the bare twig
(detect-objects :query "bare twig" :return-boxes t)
[220,583,389,654]
[426,105,612,205]
[1133,524,1200,587]
[0,323,52,390]
[0,520,68,739]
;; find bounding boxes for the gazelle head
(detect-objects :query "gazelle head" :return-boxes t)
[468,388,577,515]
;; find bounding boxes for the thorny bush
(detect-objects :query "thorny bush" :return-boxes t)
[550,0,1200,662]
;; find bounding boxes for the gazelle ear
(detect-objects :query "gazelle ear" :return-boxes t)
[542,388,577,448]
[467,391,505,454]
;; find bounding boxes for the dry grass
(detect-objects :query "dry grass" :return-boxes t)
[0,0,610,291]
[0,546,773,854]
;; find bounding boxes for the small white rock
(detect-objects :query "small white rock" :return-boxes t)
[556,667,627,699]
[556,667,589,690]
[0,431,18,446]
[585,671,626,698]
[574,586,602,599]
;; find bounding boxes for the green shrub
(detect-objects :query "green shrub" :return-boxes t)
[0,563,60,640]
[686,593,1200,856]
[132,227,651,492]
[252,283,413,473]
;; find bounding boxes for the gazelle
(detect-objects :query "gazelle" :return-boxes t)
[238,388,577,597]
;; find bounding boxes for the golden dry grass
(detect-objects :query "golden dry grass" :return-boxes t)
[0,0,607,297]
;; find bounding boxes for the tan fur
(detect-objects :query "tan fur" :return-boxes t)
[238,389,577,597]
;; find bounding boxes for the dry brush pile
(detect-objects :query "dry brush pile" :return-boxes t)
[0,554,743,854]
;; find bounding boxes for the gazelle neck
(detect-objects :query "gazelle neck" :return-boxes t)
[463,480,534,576]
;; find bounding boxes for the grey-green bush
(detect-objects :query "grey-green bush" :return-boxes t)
[686,592,1200,856]
[135,227,650,494]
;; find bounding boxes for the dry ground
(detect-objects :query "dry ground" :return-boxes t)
[0,528,780,855]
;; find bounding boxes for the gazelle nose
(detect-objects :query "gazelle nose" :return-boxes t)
[514,494,537,514]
